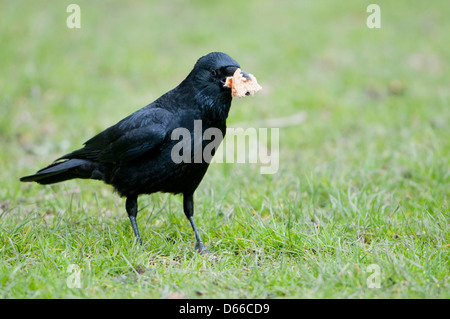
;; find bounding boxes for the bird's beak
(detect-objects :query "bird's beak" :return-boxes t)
[222,66,262,97]
[237,69,253,95]
[224,66,252,81]
[240,70,252,81]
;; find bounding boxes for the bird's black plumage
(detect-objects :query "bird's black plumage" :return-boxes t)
[20,52,252,253]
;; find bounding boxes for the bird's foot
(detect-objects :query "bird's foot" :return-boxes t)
[195,242,209,254]
[133,237,150,251]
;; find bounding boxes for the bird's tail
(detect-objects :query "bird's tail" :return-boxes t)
[20,159,91,185]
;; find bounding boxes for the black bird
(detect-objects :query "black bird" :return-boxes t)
[20,52,254,253]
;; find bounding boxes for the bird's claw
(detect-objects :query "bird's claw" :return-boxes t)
[196,242,209,254]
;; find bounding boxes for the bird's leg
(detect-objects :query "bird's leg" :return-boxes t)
[126,196,143,245]
[183,193,208,254]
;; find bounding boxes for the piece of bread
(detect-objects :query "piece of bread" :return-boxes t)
[224,68,262,98]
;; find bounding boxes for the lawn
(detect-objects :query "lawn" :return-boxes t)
[0,0,448,298]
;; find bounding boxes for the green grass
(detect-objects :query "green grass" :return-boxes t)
[1,0,449,298]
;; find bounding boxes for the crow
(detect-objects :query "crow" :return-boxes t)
[20,52,254,253]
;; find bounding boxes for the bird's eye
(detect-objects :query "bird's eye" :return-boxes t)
[210,69,217,76]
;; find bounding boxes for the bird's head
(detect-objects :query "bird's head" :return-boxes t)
[192,52,252,89]
[186,52,252,105]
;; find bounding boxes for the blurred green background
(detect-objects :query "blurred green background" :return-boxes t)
[1,1,448,298]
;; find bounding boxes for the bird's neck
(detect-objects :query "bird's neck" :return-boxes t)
[177,78,232,124]
[197,94,232,123]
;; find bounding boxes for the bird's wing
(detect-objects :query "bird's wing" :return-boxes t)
[59,107,173,163]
